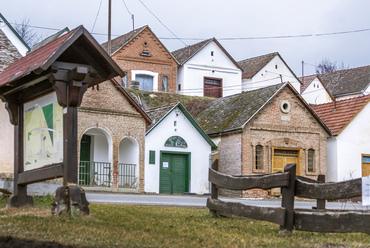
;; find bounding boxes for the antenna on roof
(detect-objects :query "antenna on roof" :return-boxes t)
[131,14,135,31]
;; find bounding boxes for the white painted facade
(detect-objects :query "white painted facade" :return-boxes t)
[242,55,301,93]
[0,102,14,176]
[301,77,333,104]
[326,102,370,182]
[176,41,242,97]
[145,105,215,194]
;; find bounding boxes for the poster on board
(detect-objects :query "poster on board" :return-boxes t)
[23,92,63,171]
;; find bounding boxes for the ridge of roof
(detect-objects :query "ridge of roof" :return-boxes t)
[146,102,217,149]
[238,52,278,79]
[0,13,30,50]
[196,83,283,135]
[101,25,148,55]
[317,65,370,97]
[311,94,370,135]
[171,38,213,65]
[30,27,70,53]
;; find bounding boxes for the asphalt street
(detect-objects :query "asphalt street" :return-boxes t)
[85,192,369,210]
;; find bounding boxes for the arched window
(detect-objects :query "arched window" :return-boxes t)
[255,145,263,170]
[308,149,314,172]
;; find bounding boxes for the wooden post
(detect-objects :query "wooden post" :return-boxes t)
[279,163,296,235]
[210,159,219,216]
[316,174,326,210]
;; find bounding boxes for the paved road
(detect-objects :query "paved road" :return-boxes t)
[85,192,369,210]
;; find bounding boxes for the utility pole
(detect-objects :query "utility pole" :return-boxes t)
[108,0,112,56]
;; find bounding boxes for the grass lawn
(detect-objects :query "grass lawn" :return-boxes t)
[0,195,369,247]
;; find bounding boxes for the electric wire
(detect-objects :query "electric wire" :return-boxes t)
[91,0,103,33]
[137,0,187,47]
[122,0,133,16]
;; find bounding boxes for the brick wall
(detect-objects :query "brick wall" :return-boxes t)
[218,87,329,198]
[111,27,178,93]
[78,81,146,192]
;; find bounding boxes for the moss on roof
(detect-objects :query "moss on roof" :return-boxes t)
[125,88,214,117]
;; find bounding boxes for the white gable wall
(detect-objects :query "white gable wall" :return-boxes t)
[177,41,242,97]
[301,78,332,104]
[242,56,301,93]
[145,107,213,194]
[327,102,370,182]
[0,21,28,56]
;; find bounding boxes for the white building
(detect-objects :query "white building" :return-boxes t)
[172,38,242,98]
[301,65,370,105]
[312,95,370,182]
[144,102,217,194]
[238,52,301,93]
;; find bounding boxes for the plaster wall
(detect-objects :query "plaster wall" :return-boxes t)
[177,41,242,97]
[145,107,213,194]
[329,102,370,181]
[242,56,301,93]
[301,78,333,104]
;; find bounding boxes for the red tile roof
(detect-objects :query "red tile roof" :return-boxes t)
[311,95,370,135]
[0,28,76,87]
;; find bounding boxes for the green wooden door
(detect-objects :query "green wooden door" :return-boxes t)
[159,153,188,194]
[79,135,91,185]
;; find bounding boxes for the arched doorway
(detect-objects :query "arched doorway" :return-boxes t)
[118,137,139,188]
[79,128,113,187]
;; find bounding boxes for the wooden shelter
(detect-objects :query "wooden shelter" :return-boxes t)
[0,26,124,212]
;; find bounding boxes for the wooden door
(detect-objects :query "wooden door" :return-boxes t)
[159,153,188,194]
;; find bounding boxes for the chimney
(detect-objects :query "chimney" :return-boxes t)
[130,80,140,90]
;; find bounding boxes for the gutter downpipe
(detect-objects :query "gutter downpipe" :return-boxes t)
[209,149,219,194]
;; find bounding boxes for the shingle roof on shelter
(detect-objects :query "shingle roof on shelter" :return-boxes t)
[0,25,124,88]
[238,52,278,79]
[30,27,70,53]
[318,65,370,97]
[171,39,212,65]
[196,83,283,134]
[311,94,370,135]
[101,25,148,55]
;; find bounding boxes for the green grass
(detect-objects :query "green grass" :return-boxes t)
[0,195,369,247]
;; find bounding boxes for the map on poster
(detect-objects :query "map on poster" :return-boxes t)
[24,92,63,171]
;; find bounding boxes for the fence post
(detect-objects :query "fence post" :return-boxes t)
[210,159,219,216]
[315,174,326,210]
[279,163,296,235]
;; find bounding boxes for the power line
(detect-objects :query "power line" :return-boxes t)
[137,0,187,47]
[91,0,103,33]
[13,22,370,41]
[122,0,133,16]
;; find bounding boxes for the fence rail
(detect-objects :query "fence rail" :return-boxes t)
[118,163,137,188]
[207,159,370,235]
[79,161,111,187]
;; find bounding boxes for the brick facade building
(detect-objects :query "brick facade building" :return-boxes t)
[196,83,331,197]
[78,79,151,192]
[101,26,178,93]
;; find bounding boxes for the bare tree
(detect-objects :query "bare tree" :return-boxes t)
[315,58,349,74]
[13,18,41,47]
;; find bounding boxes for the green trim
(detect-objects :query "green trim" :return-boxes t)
[0,13,31,50]
[149,150,155,164]
[159,150,191,194]
[146,102,217,150]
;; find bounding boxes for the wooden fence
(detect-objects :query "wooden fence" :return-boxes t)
[207,160,370,234]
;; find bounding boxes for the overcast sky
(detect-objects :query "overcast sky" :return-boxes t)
[2,0,370,76]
